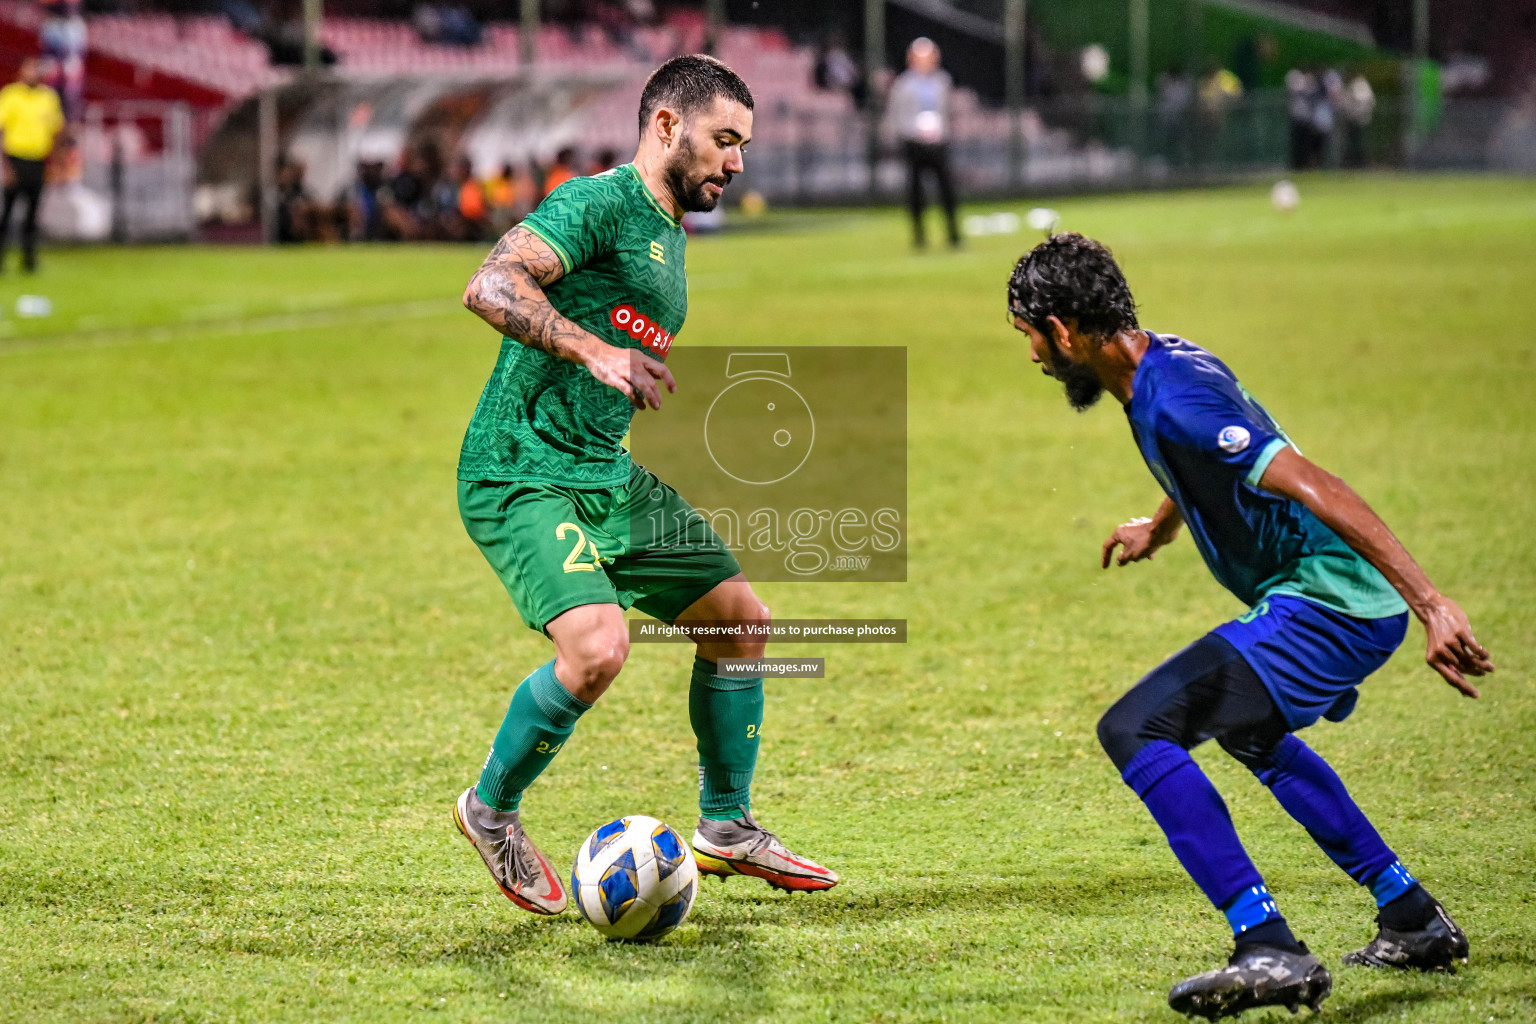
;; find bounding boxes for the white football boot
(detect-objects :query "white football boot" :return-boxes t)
[453,786,567,915]
[691,806,839,892]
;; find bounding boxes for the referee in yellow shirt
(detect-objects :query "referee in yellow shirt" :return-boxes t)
[0,58,64,273]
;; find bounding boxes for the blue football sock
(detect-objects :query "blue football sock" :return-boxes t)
[1122,741,1273,928]
[1369,860,1419,908]
[1235,916,1301,951]
[1250,734,1399,889]
[1222,883,1281,935]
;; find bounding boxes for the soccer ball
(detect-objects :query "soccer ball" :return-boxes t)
[1271,180,1301,213]
[1026,207,1061,234]
[571,815,698,941]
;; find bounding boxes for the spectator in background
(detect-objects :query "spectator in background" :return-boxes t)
[414,4,482,47]
[512,160,539,219]
[586,148,619,176]
[1488,78,1536,172]
[345,158,386,241]
[1231,36,1260,92]
[624,0,659,59]
[888,37,959,250]
[814,30,867,109]
[274,157,315,243]
[587,0,651,55]
[1313,69,1339,168]
[1340,72,1376,168]
[220,0,264,36]
[426,159,460,239]
[50,120,81,184]
[542,147,577,197]
[1199,64,1243,113]
[484,160,519,233]
[0,57,64,272]
[39,0,85,122]
[1286,68,1316,170]
[381,152,428,240]
[452,156,487,240]
[260,16,337,66]
[1157,65,1194,166]
[1196,61,1243,165]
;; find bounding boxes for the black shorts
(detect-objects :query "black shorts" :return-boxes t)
[5,155,44,192]
[1096,634,1290,773]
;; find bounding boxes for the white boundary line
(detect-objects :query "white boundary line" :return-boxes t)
[0,299,458,357]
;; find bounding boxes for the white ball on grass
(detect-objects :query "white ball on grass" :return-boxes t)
[1026,207,1061,233]
[1271,180,1300,213]
[571,815,698,941]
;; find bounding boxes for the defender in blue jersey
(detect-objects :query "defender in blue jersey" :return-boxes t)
[1007,234,1494,1020]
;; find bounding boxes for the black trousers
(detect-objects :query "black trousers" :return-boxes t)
[902,141,959,247]
[1096,633,1291,774]
[0,155,45,270]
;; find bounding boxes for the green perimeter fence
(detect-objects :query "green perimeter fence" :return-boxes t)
[742,93,1530,205]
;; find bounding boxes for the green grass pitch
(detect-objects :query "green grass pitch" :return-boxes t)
[1,175,1533,1023]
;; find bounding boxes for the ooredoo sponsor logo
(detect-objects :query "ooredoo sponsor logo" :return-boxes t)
[609,303,674,357]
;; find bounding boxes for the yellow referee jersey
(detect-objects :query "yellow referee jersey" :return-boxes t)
[0,82,63,161]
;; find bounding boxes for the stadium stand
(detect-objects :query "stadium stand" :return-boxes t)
[71,12,285,100]
[1,3,753,104]
[0,2,233,109]
[32,0,1524,242]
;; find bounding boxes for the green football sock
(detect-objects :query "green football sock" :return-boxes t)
[689,656,763,820]
[476,660,591,812]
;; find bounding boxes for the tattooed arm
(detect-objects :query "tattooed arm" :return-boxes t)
[461,225,675,410]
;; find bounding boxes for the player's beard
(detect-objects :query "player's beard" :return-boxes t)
[665,134,732,213]
[1047,339,1104,411]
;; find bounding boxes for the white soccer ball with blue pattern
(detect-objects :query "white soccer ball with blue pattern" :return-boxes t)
[571,815,698,941]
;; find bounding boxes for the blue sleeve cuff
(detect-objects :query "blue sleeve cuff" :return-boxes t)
[1245,437,1290,488]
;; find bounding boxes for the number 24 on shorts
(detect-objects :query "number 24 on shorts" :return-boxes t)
[557,522,604,573]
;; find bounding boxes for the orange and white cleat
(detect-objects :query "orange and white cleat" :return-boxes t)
[453,786,567,915]
[691,807,839,892]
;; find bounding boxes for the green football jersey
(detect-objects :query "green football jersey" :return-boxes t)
[458,164,688,486]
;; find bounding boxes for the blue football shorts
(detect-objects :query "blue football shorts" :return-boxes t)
[1212,594,1409,730]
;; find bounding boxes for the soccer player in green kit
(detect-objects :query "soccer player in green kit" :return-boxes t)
[452,55,839,915]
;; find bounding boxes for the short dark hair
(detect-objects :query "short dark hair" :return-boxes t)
[638,54,754,136]
[1007,232,1138,339]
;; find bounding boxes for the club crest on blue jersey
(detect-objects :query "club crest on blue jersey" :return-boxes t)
[1218,425,1251,453]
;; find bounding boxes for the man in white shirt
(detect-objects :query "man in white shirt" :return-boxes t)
[887,38,959,249]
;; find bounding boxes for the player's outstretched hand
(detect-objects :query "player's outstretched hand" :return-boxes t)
[584,344,677,410]
[1102,517,1167,568]
[1420,594,1494,698]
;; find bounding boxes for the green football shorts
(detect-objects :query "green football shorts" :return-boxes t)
[459,463,741,633]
